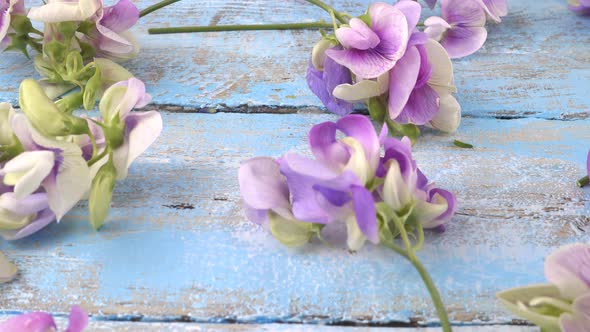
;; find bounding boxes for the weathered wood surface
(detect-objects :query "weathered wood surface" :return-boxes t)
[1,0,590,119]
[1,114,589,327]
[0,316,540,332]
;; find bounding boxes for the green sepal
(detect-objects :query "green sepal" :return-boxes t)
[77,21,95,35]
[358,13,372,27]
[102,114,125,149]
[367,97,386,123]
[386,118,421,145]
[56,22,78,41]
[10,15,34,35]
[78,40,96,60]
[44,40,69,64]
[65,51,84,78]
[268,211,321,247]
[89,155,117,230]
[34,55,61,82]
[83,65,101,110]
[0,142,24,163]
[5,34,30,58]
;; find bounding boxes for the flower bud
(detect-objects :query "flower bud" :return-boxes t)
[55,91,83,113]
[65,51,84,78]
[311,38,333,71]
[0,103,16,146]
[83,66,101,110]
[19,79,89,137]
[0,251,17,284]
[44,40,69,64]
[89,156,117,230]
[268,211,318,247]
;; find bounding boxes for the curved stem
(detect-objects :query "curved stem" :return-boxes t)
[88,146,110,167]
[304,0,348,24]
[148,22,334,34]
[140,0,181,18]
[388,217,452,332]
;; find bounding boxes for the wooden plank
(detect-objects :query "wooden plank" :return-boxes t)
[1,0,589,119]
[0,316,540,332]
[1,113,588,325]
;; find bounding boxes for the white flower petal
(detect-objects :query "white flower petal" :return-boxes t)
[2,151,55,199]
[333,79,382,103]
[383,160,413,211]
[425,39,456,94]
[0,251,17,283]
[413,194,448,228]
[429,94,461,133]
[345,215,366,251]
[311,39,333,71]
[43,153,90,221]
[28,0,100,23]
[340,137,371,185]
[0,102,15,145]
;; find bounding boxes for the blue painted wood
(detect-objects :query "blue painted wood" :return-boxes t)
[1,114,588,325]
[1,0,589,119]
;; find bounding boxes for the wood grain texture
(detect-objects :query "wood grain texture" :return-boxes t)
[0,316,540,331]
[1,113,588,326]
[1,0,589,118]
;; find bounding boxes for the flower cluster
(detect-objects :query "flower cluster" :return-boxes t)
[239,114,455,250]
[307,0,507,137]
[0,77,162,282]
[0,305,88,331]
[497,243,590,331]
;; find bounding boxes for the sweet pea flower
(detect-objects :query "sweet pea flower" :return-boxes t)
[5,113,90,222]
[425,0,487,59]
[0,0,25,51]
[0,251,17,283]
[568,0,590,15]
[326,2,413,79]
[239,115,456,250]
[0,305,88,332]
[0,102,17,146]
[96,77,161,180]
[28,0,100,23]
[498,243,590,332]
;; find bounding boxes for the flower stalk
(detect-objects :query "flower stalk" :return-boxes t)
[139,0,181,18]
[148,22,334,34]
[304,0,348,24]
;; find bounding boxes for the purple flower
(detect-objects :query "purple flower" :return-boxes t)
[326,2,413,79]
[0,0,25,51]
[498,243,590,331]
[424,0,488,59]
[238,115,456,250]
[569,0,590,15]
[80,0,140,61]
[306,55,354,115]
[0,305,88,331]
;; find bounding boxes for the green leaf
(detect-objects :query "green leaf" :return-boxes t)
[453,140,474,149]
[10,15,33,35]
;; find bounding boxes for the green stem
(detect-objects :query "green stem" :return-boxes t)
[31,28,44,36]
[139,0,181,18]
[387,217,452,332]
[304,0,348,24]
[577,175,589,188]
[148,22,334,34]
[88,147,110,167]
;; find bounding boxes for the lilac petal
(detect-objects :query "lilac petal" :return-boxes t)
[442,0,487,27]
[0,7,9,42]
[378,136,414,178]
[313,185,351,207]
[429,188,456,223]
[408,31,429,47]
[424,16,452,41]
[0,209,56,240]
[336,18,380,50]
[306,61,353,116]
[440,26,488,59]
[243,204,268,225]
[336,115,380,171]
[544,243,590,300]
[351,185,378,243]
[102,78,151,120]
[327,3,408,79]
[64,305,88,332]
[0,312,56,332]
[101,0,139,32]
[586,150,590,177]
[279,153,338,223]
[10,114,37,151]
[396,83,440,125]
[95,24,135,54]
[388,46,421,119]
[308,121,350,168]
[392,0,422,32]
[0,193,49,215]
[415,45,433,89]
[238,157,290,212]
[480,0,508,22]
[323,55,354,111]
